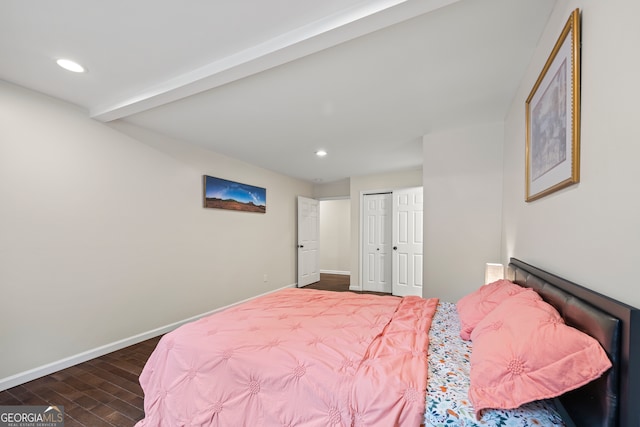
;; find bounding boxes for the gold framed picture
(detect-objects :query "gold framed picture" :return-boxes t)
[525,9,581,202]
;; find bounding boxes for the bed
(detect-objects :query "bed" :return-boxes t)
[135,259,639,426]
[506,259,639,427]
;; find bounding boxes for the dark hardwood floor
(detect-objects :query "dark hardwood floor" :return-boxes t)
[0,336,160,427]
[302,272,390,296]
[0,273,384,426]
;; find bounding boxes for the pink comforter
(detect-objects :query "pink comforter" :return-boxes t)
[136,288,438,426]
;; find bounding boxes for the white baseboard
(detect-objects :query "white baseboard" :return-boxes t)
[349,285,363,291]
[0,283,296,392]
[320,270,350,275]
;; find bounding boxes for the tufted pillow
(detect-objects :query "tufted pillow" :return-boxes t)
[456,279,530,340]
[468,290,612,417]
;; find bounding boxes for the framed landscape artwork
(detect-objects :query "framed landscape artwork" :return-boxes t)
[525,9,581,202]
[203,175,266,213]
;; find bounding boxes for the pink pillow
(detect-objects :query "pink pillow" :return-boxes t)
[468,290,612,417]
[456,279,529,340]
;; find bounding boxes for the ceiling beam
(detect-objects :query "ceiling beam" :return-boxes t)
[90,0,459,122]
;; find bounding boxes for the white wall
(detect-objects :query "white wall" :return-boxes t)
[501,0,640,309]
[319,199,350,274]
[423,122,504,302]
[0,81,312,384]
[313,178,350,199]
[349,169,422,289]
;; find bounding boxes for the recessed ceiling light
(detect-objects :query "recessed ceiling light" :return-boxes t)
[56,59,86,73]
[315,150,327,157]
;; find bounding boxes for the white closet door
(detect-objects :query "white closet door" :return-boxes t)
[392,187,423,297]
[362,193,392,293]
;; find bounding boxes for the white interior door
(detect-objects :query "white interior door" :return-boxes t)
[362,193,392,293]
[392,187,423,297]
[297,196,320,287]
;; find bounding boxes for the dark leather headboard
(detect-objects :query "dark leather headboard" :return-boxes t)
[508,259,640,427]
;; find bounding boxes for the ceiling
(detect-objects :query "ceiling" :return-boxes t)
[1,0,557,183]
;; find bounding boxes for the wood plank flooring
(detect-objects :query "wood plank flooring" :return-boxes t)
[303,272,390,296]
[0,274,382,426]
[0,336,160,427]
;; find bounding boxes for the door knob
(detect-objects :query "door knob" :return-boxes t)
[298,244,304,248]
[393,246,398,250]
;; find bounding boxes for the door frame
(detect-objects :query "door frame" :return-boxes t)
[297,196,352,288]
[317,197,351,276]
